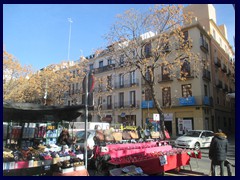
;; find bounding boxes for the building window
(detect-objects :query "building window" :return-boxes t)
[130,70,136,85]
[72,70,76,78]
[98,78,103,92]
[98,97,102,105]
[120,55,124,65]
[72,84,75,95]
[107,95,112,109]
[181,59,191,77]
[217,96,220,104]
[182,84,192,97]
[183,31,189,44]
[145,88,153,101]
[89,64,93,70]
[162,87,171,106]
[119,92,124,108]
[119,73,124,87]
[145,69,150,81]
[130,91,136,107]
[76,83,79,93]
[107,75,112,90]
[144,43,152,58]
[204,85,208,96]
[213,29,216,39]
[162,65,170,81]
[108,58,112,65]
[99,61,103,68]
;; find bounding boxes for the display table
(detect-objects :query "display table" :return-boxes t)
[52,169,89,176]
[95,141,172,158]
[108,152,191,175]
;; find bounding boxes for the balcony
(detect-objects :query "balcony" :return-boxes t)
[216,80,223,89]
[214,57,221,67]
[93,64,115,74]
[202,69,211,81]
[114,101,140,109]
[167,95,213,107]
[223,84,228,92]
[141,100,154,109]
[114,79,140,89]
[221,64,227,73]
[200,38,209,53]
[96,104,113,110]
[203,96,213,106]
[177,70,194,80]
[158,74,173,83]
[226,69,231,76]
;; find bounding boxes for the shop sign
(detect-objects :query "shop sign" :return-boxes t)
[159,155,168,166]
[164,113,173,121]
[153,114,160,121]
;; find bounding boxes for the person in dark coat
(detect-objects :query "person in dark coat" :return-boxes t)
[209,129,228,176]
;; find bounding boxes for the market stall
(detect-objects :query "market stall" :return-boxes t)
[3,102,89,176]
[94,141,201,175]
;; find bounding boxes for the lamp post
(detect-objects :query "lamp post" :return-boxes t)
[67,18,73,61]
[84,70,88,169]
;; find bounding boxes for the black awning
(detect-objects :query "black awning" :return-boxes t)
[3,102,90,122]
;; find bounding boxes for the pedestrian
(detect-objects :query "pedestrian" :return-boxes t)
[57,128,76,147]
[209,129,228,176]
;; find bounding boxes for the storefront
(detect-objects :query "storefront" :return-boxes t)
[3,102,90,176]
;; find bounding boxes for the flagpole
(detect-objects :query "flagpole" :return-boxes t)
[68,18,73,60]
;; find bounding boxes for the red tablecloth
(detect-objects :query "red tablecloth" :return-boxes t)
[96,142,172,158]
[108,152,191,175]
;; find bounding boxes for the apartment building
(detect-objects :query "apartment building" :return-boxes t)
[64,4,235,137]
[87,51,142,126]
[184,4,235,134]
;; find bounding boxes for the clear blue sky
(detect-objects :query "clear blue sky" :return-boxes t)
[3,4,235,71]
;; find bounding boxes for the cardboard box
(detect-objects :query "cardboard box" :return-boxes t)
[60,167,74,173]
[43,159,52,166]
[53,157,61,164]
[33,161,43,167]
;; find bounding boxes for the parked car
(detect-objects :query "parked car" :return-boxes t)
[175,130,214,150]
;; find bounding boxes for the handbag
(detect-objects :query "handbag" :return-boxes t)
[122,131,131,140]
[129,131,139,139]
[96,130,104,141]
[112,132,123,142]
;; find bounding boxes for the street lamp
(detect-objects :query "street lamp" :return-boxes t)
[68,18,73,61]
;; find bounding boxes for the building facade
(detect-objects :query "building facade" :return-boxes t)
[63,4,235,137]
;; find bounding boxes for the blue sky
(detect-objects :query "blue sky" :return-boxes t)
[3,4,235,71]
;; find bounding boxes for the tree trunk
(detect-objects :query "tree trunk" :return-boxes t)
[150,84,166,140]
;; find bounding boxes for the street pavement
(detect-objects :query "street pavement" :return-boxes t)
[170,134,235,176]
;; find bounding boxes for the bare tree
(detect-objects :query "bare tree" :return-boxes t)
[105,4,201,139]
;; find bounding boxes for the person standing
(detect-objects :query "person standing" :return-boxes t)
[209,129,228,176]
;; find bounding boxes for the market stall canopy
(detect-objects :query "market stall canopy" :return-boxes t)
[3,102,92,122]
